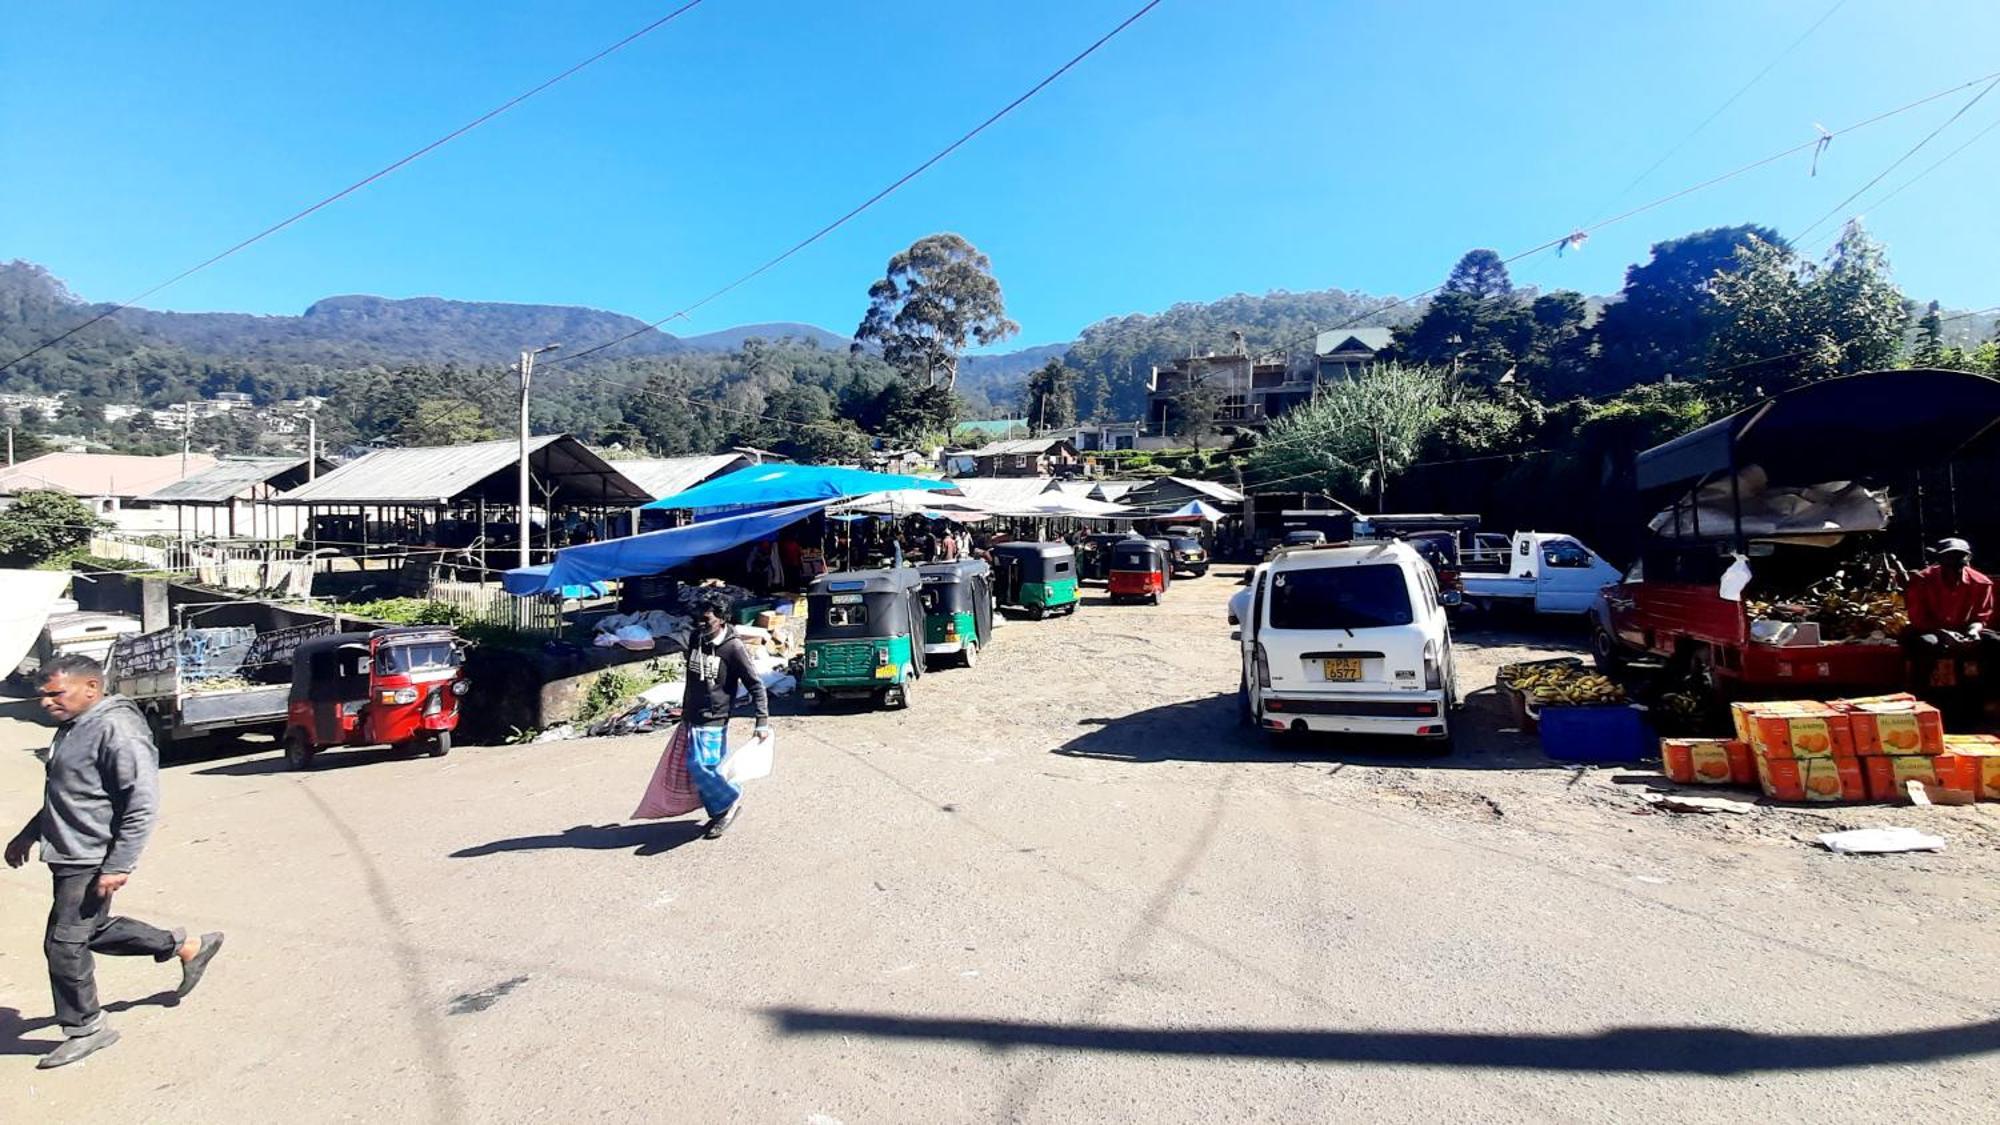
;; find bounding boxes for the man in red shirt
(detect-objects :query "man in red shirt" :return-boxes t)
[1902,538,1996,702]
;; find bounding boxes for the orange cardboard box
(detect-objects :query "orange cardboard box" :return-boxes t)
[1838,692,1918,707]
[1845,701,1946,756]
[1756,754,1865,803]
[1862,753,1973,801]
[1747,701,1856,759]
[1661,738,1754,785]
[1944,734,2000,799]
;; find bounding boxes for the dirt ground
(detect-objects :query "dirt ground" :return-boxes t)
[2,569,1998,1123]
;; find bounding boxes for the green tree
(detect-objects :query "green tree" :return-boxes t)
[1593,225,1778,391]
[1911,301,1946,367]
[0,489,105,566]
[1519,291,1594,395]
[406,399,496,445]
[1245,363,1448,511]
[1022,359,1078,431]
[1443,249,1513,298]
[1710,224,1910,398]
[855,233,1018,391]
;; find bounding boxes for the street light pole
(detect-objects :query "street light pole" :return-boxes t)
[518,344,560,570]
[296,413,318,480]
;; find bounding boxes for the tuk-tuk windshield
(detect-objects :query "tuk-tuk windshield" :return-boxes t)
[377,641,460,676]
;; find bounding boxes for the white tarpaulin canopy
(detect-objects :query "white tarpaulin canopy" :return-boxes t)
[1022,494,1135,519]
[833,491,997,518]
[1649,467,1891,540]
[0,570,75,677]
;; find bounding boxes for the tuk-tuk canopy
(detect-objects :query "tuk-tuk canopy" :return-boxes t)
[807,568,924,636]
[1636,368,2000,494]
[917,559,991,584]
[1110,541,1166,570]
[991,541,1075,580]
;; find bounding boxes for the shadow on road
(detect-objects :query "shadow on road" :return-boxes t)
[0,990,180,1057]
[191,747,411,777]
[766,1008,2000,1074]
[450,821,704,858]
[1053,690,1559,771]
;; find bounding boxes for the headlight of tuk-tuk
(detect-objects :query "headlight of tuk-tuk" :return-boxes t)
[380,687,419,705]
[450,679,469,696]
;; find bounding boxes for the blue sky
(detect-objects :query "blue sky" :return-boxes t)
[5,1,1998,351]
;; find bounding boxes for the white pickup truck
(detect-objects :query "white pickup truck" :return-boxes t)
[1459,532,1622,615]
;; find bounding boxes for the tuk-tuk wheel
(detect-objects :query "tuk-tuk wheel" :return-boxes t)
[961,641,979,669]
[1150,592,1162,607]
[427,730,452,758]
[886,683,910,710]
[1031,605,1046,621]
[283,729,316,772]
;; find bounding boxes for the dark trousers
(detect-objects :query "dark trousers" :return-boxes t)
[46,865,179,1036]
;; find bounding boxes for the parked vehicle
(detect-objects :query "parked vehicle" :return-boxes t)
[917,559,995,668]
[1164,533,1209,577]
[1108,540,1173,605]
[1459,532,1623,614]
[1079,532,1139,582]
[1238,540,1457,747]
[111,618,337,749]
[1400,531,1465,609]
[14,611,142,686]
[281,627,466,770]
[992,542,1080,619]
[802,568,928,708]
[1594,368,2000,703]
[1281,530,1327,548]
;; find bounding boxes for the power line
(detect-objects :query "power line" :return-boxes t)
[547,0,1165,368]
[0,1,713,377]
[1581,0,1851,227]
[1817,111,2000,255]
[1260,67,2000,367]
[1792,74,2000,245]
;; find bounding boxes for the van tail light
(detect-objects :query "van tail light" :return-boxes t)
[1254,643,1271,688]
[1423,642,1443,690]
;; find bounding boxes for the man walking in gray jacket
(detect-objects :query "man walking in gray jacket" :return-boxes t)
[5,654,224,1069]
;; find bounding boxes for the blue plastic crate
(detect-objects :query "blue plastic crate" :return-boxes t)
[1538,704,1654,763]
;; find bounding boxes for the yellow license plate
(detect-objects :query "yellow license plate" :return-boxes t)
[1322,657,1362,682]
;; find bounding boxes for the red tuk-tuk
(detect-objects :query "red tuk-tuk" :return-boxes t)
[1108,540,1172,605]
[282,627,467,770]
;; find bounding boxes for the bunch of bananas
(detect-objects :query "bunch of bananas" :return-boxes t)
[1745,555,1910,641]
[1501,659,1627,705]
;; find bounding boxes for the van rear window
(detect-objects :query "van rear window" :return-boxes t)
[1269,564,1413,629]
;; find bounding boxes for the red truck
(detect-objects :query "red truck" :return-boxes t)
[1590,368,2000,703]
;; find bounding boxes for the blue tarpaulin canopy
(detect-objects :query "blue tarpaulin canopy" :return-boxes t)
[503,500,828,595]
[641,463,954,511]
[1156,499,1225,523]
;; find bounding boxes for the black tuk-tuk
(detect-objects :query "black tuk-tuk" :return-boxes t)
[803,568,927,708]
[991,541,1081,618]
[1080,532,1140,582]
[918,559,995,667]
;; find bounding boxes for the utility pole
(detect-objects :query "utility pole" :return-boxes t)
[6,426,12,466]
[518,344,560,570]
[297,413,318,480]
[181,401,192,477]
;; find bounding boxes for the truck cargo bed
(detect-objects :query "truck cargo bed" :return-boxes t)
[177,685,290,732]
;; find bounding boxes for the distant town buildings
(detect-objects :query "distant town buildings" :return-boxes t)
[1146,327,1392,435]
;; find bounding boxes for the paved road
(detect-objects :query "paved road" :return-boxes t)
[3,573,1998,1122]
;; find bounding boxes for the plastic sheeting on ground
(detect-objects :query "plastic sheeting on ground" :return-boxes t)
[0,570,75,676]
[642,463,954,512]
[503,501,828,596]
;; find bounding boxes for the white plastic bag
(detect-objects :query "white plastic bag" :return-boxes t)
[721,729,774,783]
[1717,554,1752,602]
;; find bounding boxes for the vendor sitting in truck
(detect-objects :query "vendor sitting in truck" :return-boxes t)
[1903,537,1996,695]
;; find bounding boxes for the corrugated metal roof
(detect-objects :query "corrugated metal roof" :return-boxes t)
[143,457,311,503]
[609,454,751,500]
[966,437,1074,457]
[277,435,650,505]
[1315,327,1394,354]
[1128,476,1246,505]
[1090,480,1145,502]
[0,452,219,498]
[949,477,1064,509]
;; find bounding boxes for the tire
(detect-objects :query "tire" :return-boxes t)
[428,729,452,757]
[1150,592,1162,607]
[889,681,912,710]
[1031,605,1046,621]
[283,728,316,772]
[961,641,979,669]
[1237,673,1252,727]
[1590,625,1630,673]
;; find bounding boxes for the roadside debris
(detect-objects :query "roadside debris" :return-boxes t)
[1643,792,1754,815]
[1817,827,1946,855]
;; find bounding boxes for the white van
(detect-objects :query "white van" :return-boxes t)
[1238,540,1457,746]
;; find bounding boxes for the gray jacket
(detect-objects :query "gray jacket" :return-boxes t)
[22,695,161,873]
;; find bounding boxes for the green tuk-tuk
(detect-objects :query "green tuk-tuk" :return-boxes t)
[991,541,1080,619]
[802,568,927,709]
[918,559,995,668]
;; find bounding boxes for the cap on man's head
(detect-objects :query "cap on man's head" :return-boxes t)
[1934,537,1972,558]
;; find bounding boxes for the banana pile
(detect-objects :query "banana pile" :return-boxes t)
[1501,659,1627,706]
[1744,553,1910,641]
